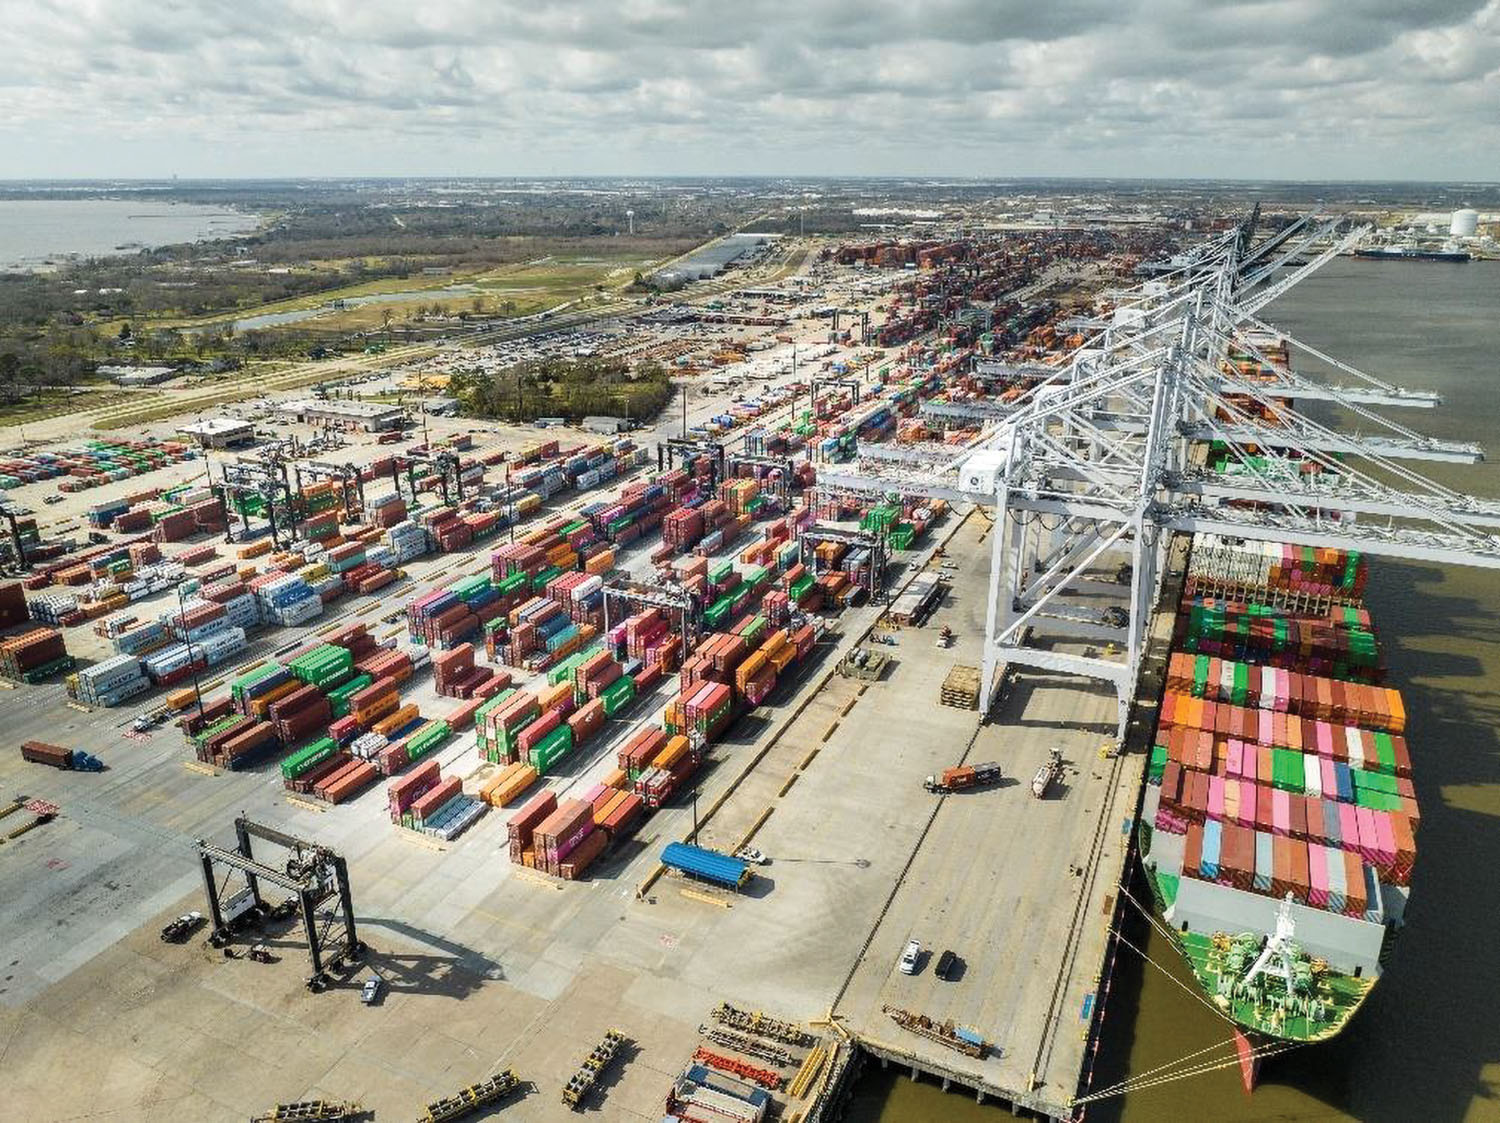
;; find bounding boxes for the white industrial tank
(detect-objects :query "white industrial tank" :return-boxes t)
[1451,209,1479,237]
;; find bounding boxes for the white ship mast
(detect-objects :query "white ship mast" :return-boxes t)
[1241,893,1298,992]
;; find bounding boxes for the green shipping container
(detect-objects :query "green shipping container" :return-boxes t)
[281,737,337,780]
[1148,744,1167,783]
[601,676,636,717]
[529,725,574,774]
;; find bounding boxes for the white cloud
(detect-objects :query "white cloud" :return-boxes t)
[1,0,1496,178]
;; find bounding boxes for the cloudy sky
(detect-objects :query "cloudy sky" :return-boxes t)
[4,0,1498,180]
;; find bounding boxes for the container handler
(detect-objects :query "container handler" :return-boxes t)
[1032,749,1064,798]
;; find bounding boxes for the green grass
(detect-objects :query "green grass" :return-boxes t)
[134,270,490,332]
[0,390,137,430]
[129,247,670,335]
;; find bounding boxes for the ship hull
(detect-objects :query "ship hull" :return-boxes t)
[1353,249,1470,263]
[1235,1027,1262,1094]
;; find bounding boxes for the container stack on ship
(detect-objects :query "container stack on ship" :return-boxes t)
[1139,534,1415,1083]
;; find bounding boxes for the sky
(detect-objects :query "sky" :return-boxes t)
[3,0,1498,181]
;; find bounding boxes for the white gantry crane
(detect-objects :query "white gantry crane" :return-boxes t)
[819,212,1500,735]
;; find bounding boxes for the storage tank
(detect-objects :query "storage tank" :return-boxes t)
[1451,209,1479,237]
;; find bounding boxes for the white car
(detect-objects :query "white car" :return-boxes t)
[898,940,923,975]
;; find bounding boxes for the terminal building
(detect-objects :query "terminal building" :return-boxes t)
[276,399,406,432]
[176,417,256,449]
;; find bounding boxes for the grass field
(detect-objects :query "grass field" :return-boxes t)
[126,271,487,333]
[128,247,672,336]
[0,390,139,431]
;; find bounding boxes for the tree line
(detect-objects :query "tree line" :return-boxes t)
[448,356,674,424]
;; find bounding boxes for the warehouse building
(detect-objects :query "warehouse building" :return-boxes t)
[652,233,775,287]
[582,415,630,434]
[277,399,406,432]
[177,417,256,449]
[99,364,176,387]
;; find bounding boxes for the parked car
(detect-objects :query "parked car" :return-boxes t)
[935,949,958,980]
[898,940,923,975]
[160,911,205,943]
[361,976,384,1005]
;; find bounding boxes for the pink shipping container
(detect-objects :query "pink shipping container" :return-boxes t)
[1354,807,1379,863]
[553,821,595,864]
[1206,774,1223,819]
[1271,788,1290,836]
[1373,811,1397,868]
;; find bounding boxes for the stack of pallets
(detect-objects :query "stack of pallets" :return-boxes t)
[940,665,981,710]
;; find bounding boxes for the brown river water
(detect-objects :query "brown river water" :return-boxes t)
[845,257,1500,1123]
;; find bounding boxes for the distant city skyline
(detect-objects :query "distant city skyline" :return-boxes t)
[4,0,1498,181]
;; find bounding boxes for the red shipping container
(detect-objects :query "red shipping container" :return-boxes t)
[389,758,442,814]
[507,790,558,848]
[517,710,562,754]
[567,699,606,745]
[411,776,462,821]
[601,791,645,839]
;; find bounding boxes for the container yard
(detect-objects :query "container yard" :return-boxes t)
[1,211,1493,1123]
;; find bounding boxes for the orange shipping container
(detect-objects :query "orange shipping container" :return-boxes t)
[250,680,302,718]
[653,734,691,772]
[373,704,420,737]
[1387,689,1406,734]
[593,789,630,827]
[735,651,770,691]
[537,681,572,712]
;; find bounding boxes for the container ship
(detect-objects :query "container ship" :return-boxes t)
[1138,534,1414,1089]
